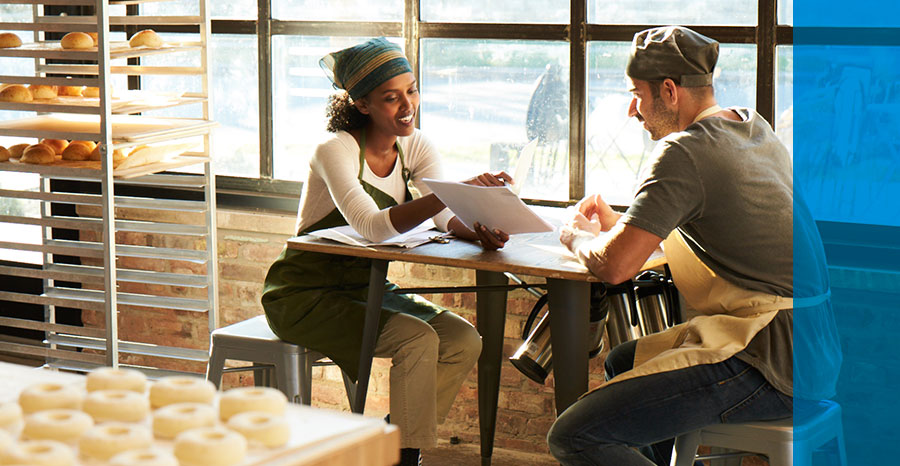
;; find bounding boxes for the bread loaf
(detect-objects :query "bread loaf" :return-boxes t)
[61,141,96,161]
[0,146,11,162]
[0,32,22,49]
[61,32,93,50]
[88,32,98,46]
[40,139,69,155]
[29,84,58,100]
[20,144,56,164]
[89,145,126,167]
[58,85,84,97]
[0,84,33,103]
[129,30,162,48]
[9,143,29,159]
[82,87,100,98]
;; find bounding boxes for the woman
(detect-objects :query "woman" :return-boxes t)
[261,37,509,465]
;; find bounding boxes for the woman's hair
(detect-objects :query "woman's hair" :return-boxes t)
[325,91,369,133]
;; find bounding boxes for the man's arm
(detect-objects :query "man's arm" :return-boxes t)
[561,220,664,284]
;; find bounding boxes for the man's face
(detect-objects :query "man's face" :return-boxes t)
[627,77,679,141]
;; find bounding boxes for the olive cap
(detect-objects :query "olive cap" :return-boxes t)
[626,26,719,87]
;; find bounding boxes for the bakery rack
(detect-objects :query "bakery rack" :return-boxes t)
[0,0,218,377]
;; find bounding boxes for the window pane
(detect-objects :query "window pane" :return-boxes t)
[0,173,41,264]
[273,0,402,21]
[776,46,792,156]
[0,4,30,22]
[778,0,793,25]
[134,35,259,178]
[585,43,756,206]
[421,39,570,202]
[421,0,568,23]
[272,36,389,182]
[589,0,756,26]
[141,0,256,19]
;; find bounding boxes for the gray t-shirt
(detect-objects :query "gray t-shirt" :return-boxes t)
[622,107,793,297]
[622,107,795,396]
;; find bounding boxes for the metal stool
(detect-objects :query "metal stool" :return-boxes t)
[671,399,847,466]
[206,315,356,406]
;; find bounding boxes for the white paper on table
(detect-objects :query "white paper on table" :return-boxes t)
[423,178,555,234]
[309,219,439,248]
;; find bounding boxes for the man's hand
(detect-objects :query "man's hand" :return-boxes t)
[575,193,621,231]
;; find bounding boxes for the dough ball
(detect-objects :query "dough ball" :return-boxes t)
[39,138,68,155]
[1,439,77,466]
[0,84,33,103]
[226,411,290,448]
[57,85,84,97]
[8,143,30,159]
[18,383,82,413]
[152,402,215,439]
[60,32,93,50]
[0,146,11,162]
[0,32,23,48]
[219,386,287,421]
[86,367,147,393]
[83,389,150,423]
[149,376,216,409]
[79,422,153,461]
[28,84,58,100]
[174,426,247,466]
[129,29,163,48]
[23,409,93,442]
[109,448,179,466]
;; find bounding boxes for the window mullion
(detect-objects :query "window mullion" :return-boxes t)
[258,0,274,179]
[569,0,588,202]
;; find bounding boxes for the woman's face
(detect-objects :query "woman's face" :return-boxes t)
[355,72,419,137]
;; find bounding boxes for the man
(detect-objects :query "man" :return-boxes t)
[547,26,840,466]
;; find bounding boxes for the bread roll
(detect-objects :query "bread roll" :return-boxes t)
[129,29,162,48]
[20,144,56,164]
[0,84,33,103]
[29,84,58,100]
[40,139,68,155]
[82,86,100,98]
[0,32,22,49]
[9,143,29,159]
[89,144,126,167]
[88,32,98,46]
[61,141,95,161]
[0,146,10,162]
[58,85,84,97]
[60,32,93,50]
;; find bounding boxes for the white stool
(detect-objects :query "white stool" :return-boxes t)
[671,399,847,466]
[206,315,356,406]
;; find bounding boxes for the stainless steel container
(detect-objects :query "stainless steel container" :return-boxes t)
[604,281,643,348]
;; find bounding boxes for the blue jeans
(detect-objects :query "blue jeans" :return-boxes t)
[547,340,793,466]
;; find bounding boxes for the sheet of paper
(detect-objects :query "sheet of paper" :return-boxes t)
[309,220,439,248]
[423,179,555,234]
[510,138,538,196]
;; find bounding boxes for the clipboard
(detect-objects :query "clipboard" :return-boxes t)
[423,178,555,235]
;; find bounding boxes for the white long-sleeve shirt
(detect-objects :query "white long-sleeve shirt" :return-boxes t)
[295,130,454,242]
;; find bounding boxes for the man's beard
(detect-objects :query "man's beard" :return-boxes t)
[644,97,679,140]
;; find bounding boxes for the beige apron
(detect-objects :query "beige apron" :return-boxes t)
[600,229,793,388]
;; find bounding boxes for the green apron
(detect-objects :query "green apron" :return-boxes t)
[261,129,444,381]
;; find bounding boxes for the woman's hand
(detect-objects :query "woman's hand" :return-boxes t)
[575,193,620,232]
[448,217,508,250]
[461,171,513,187]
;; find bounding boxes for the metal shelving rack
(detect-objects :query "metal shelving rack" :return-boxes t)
[0,0,217,376]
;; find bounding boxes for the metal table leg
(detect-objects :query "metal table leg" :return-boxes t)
[353,259,389,414]
[475,270,509,466]
[547,278,590,414]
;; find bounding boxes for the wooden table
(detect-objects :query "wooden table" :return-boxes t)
[0,362,400,466]
[287,226,665,466]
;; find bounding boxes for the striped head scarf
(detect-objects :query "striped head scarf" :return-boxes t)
[320,37,413,101]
